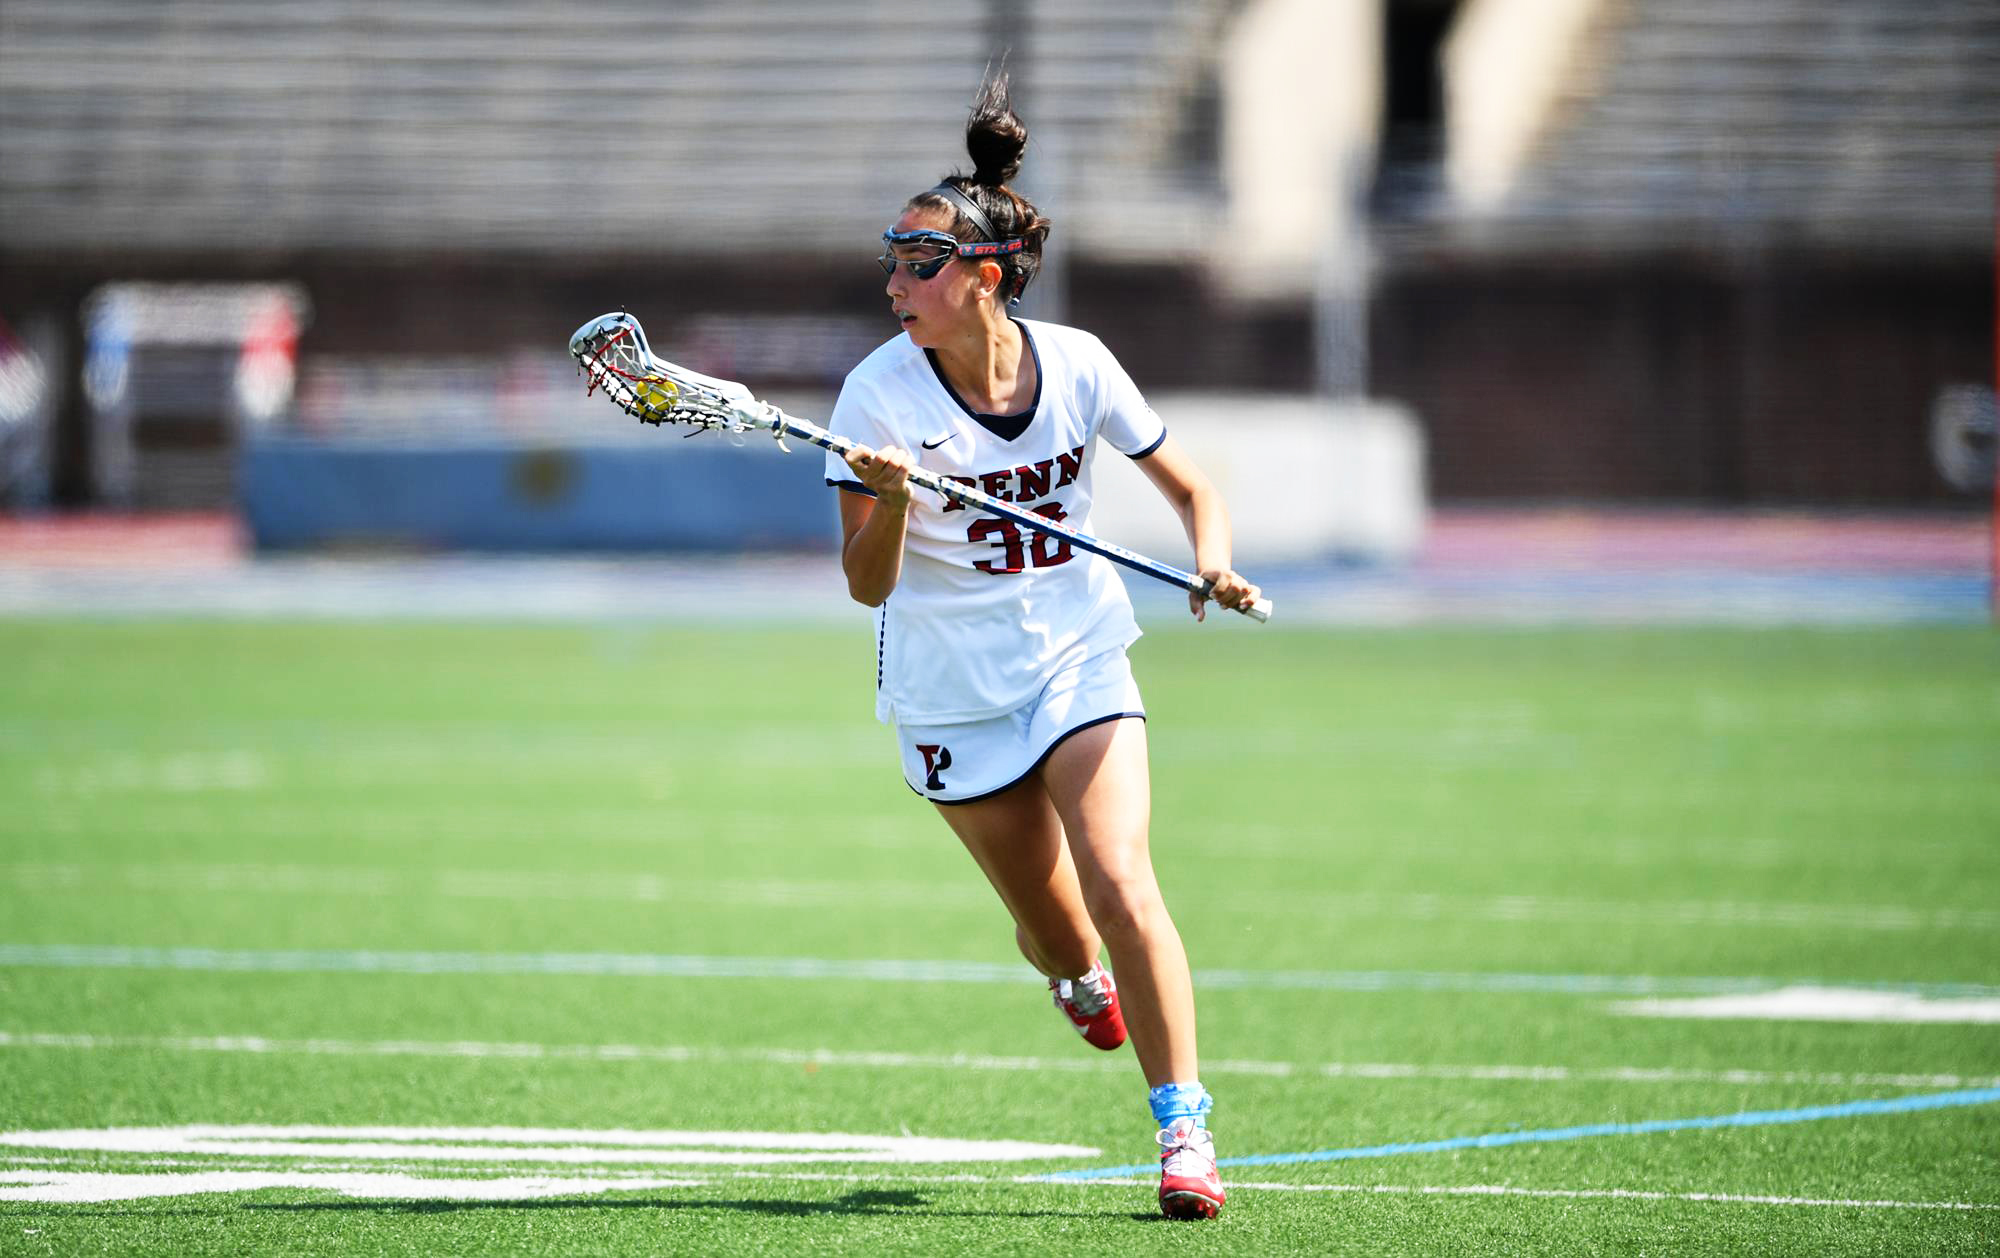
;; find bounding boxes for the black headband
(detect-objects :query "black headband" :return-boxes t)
[928,182,1006,244]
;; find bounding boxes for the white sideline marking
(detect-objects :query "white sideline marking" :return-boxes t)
[3,863,983,910]
[6,1029,1997,1093]
[0,1156,1023,1182]
[1312,1061,2000,1090]
[11,862,1997,930]
[1314,893,2000,933]
[1614,986,2000,1024]
[1055,1178,2000,1212]
[4,1166,1989,1212]
[0,1126,1097,1168]
[9,944,2000,1000]
[0,1171,698,1204]
[0,1123,1097,1204]
[31,753,266,796]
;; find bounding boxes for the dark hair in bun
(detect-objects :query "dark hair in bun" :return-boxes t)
[966,74,1028,187]
[908,72,1052,304]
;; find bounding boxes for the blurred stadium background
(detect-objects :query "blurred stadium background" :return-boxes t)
[0,0,1994,619]
[3,5,1998,1247]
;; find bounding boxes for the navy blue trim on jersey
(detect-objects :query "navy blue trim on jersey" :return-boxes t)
[922,320,1043,442]
[915,712,1147,806]
[827,477,877,498]
[1128,426,1169,460]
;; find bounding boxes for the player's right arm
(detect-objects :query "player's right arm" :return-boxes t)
[838,443,916,606]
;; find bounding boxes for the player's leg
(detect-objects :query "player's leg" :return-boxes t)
[1041,714,1222,1218]
[1042,714,1223,1218]
[1037,715,1196,1086]
[930,783,1100,982]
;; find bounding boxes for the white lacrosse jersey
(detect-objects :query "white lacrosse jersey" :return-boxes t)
[825,319,1169,725]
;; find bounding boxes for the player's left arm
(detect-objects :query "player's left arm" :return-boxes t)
[1132,435,1261,621]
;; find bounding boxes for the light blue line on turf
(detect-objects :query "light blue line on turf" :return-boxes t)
[1040,1087,2000,1181]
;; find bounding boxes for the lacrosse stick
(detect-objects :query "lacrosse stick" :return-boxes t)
[569,311,1272,622]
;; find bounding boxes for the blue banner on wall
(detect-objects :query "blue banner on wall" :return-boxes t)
[242,441,840,553]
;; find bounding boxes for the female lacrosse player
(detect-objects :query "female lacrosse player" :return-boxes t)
[824,77,1257,1221]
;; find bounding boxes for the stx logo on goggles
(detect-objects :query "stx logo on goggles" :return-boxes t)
[958,239,1025,258]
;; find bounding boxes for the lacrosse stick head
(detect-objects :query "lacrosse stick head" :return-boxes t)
[569,311,763,433]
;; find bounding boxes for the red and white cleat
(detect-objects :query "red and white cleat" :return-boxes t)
[1157,1118,1225,1220]
[1048,962,1127,1051]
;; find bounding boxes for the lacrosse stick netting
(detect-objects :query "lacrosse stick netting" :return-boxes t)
[569,312,1271,621]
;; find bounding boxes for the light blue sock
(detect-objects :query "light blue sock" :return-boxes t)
[1148,1081,1212,1130]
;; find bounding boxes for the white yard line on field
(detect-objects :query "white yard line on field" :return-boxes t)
[2,863,982,908]
[1613,986,2000,1024]
[0,1160,1992,1213]
[1021,1177,2000,1213]
[0,1160,1984,1208]
[7,944,2000,1000]
[5,1029,1996,1093]
[8,862,1996,930]
[1262,892,2000,933]
[0,1126,1096,1168]
[712,1171,2000,1213]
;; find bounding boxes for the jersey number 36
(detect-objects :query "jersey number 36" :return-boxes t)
[970,503,1075,575]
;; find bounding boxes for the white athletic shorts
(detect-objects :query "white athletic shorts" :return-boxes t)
[896,648,1146,805]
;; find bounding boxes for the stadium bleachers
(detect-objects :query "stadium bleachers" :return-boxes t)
[13,0,1986,259]
[1480,0,2000,248]
[0,0,1232,259]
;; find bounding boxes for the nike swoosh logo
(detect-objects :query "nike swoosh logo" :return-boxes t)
[921,433,957,450]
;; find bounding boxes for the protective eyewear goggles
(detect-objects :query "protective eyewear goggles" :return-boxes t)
[878,228,1024,280]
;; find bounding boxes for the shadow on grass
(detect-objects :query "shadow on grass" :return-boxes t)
[241,1188,1106,1221]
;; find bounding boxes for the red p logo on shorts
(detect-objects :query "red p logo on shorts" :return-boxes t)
[916,744,953,792]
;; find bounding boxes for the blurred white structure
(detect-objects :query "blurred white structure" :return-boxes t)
[1444,0,1608,215]
[84,283,310,509]
[1094,395,1426,566]
[1218,0,1381,300]
[0,314,56,509]
[1218,0,1383,398]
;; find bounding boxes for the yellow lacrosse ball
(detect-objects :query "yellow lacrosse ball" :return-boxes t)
[634,378,677,416]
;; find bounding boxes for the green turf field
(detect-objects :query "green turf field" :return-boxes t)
[1,620,1995,1255]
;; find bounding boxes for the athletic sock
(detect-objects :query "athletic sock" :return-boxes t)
[1148,1081,1212,1130]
